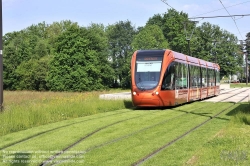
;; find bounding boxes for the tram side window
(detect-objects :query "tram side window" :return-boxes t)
[161,62,175,90]
[201,67,207,87]
[190,65,201,88]
[212,70,215,86]
[207,69,210,87]
[216,70,220,86]
[175,62,188,89]
[207,69,215,86]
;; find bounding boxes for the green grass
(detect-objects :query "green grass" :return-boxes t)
[229,83,250,88]
[0,90,133,137]
[1,90,250,166]
[0,110,130,150]
[184,103,250,166]
[0,110,148,165]
[144,103,250,166]
[1,102,243,166]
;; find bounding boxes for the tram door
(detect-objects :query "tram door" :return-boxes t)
[174,62,188,105]
[207,68,216,96]
[161,62,175,106]
[201,67,208,99]
[189,65,201,101]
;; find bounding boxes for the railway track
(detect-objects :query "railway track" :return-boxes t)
[1,89,248,166]
[44,89,248,165]
[48,104,212,165]
[219,87,241,94]
[39,111,160,166]
[1,88,245,152]
[131,90,249,166]
[204,88,250,103]
[40,101,237,165]
[219,88,249,102]
[0,110,133,150]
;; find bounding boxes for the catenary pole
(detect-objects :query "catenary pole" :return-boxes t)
[0,0,3,110]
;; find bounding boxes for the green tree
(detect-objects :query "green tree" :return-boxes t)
[86,23,114,88]
[3,24,51,90]
[194,22,242,77]
[46,20,78,55]
[147,9,192,54]
[3,31,33,89]
[107,20,136,88]
[47,23,113,91]
[192,22,222,60]
[3,44,18,90]
[15,57,49,90]
[131,24,169,50]
[34,40,49,59]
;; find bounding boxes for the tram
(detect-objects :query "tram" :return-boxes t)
[131,49,220,107]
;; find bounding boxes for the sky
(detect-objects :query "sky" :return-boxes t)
[2,0,250,41]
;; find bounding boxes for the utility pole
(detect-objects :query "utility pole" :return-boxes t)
[246,52,248,86]
[187,38,190,56]
[0,0,3,110]
[212,40,217,64]
[183,21,198,56]
[240,40,249,85]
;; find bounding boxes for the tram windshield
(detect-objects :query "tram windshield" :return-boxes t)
[135,51,164,90]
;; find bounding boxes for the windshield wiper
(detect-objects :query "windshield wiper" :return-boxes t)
[136,82,147,91]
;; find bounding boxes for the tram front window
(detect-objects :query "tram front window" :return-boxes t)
[135,51,163,90]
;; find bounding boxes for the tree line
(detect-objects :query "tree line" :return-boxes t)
[3,9,248,91]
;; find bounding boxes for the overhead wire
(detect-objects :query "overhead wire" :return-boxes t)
[160,0,249,40]
[188,0,250,40]
[218,0,244,40]
[160,0,197,41]
[189,14,250,19]
[192,0,250,17]
[160,0,175,10]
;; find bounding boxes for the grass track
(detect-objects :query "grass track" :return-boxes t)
[73,114,209,166]
[0,110,131,150]
[141,104,240,166]
[0,102,248,166]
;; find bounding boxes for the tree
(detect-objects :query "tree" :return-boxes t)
[47,23,114,91]
[192,22,222,60]
[86,23,114,88]
[107,20,136,88]
[194,22,242,78]
[147,9,192,54]
[3,23,52,90]
[3,31,33,89]
[34,40,49,59]
[131,24,169,50]
[46,20,79,55]
[15,57,49,90]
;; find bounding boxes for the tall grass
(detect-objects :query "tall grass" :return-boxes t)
[0,90,132,136]
[230,103,250,125]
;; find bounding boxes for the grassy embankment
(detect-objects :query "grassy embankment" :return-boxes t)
[0,90,132,137]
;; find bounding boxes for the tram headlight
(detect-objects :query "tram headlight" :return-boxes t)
[133,91,137,95]
[155,91,159,95]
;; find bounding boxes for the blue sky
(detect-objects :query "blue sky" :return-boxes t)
[2,0,250,40]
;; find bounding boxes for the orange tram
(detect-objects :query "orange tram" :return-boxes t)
[131,49,220,107]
